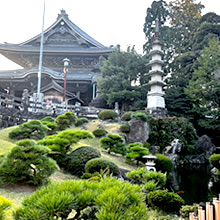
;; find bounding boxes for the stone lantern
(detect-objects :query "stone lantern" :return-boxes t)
[143,154,158,172]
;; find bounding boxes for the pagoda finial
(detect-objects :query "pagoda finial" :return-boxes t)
[57,9,68,20]
[155,17,160,36]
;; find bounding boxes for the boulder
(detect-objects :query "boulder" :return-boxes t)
[194,135,216,159]
[149,145,160,154]
[127,119,150,144]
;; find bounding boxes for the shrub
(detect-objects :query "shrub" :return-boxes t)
[14,177,148,220]
[126,142,149,165]
[98,110,118,121]
[64,112,77,125]
[75,117,89,127]
[55,115,70,131]
[41,121,57,135]
[65,146,101,176]
[9,120,48,140]
[41,116,55,123]
[85,158,120,176]
[132,112,152,122]
[57,129,93,144]
[180,204,199,219]
[143,180,158,193]
[100,134,127,155]
[0,196,12,220]
[155,154,174,173]
[147,190,185,213]
[121,112,133,121]
[126,167,147,184]
[144,171,166,188]
[120,123,130,133]
[209,154,220,169]
[0,141,59,185]
[92,128,107,137]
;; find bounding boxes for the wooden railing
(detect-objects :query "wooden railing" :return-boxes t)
[189,195,220,220]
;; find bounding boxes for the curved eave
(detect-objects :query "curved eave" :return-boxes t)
[0,44,113,55]
[148,80,166,86]
[19,15,105,48]
[147,91,165,96]
[149,49,164,56]
[146,60,164,67]
[146,70,164,77]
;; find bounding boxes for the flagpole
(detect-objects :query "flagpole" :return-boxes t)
[37,0,45,102]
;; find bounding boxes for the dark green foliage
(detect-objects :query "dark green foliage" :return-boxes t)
[126,167,148,184]
[121,111,133,121]
[180,204,199,219]
[41,121,57,135]
[75,117,89,127]
[126,142,149,165]
[65,147,101,176]
[92,128,107,137]
[100,134,127,155]
[155,154,173,173]
[98,110,118,121]
[85,158,120,177]
[144,171,166,188]
[9,120,48,140]
[14,177,148,220]
[64,112,77,125]
[147,190,185,213]
[55,115,70,131]
[148,117,197,151]
[98,48,149,111]
[120,123,130,133]
[41,116,55,123]
[132,112,149,121]
[209,154,220,169]
[0,140,58,185]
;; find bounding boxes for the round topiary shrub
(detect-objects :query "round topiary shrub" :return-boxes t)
[85,158,120,176]
[75,117,89,127]
[155,154,174,173]
[147,190,185,213]
[41,116,55,123]
[55,115,70,131]
[98,110,118,121]
[209,154,220,169]
[131,112,151,122]
[64,112,77,125]
[41,121,57,135]
[65,146,101,176]
[120,124,130,133]
[121,112,133,121]
[92,128,107,137]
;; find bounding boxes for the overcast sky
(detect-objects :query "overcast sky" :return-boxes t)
[0,0,219,70]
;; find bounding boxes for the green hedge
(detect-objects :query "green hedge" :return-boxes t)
[75,117,89,127]
[85,158,120,176]
[155,154,174,173]
[121,112,133,121]
[147,190,185,213]
[65,146,101,176]
[92,128,107,137]
[120,124,130,133]
[98,110,118,120]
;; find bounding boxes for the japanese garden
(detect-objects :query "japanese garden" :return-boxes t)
[0,0,219,219]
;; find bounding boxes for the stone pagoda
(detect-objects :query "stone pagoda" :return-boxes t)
[146,18,167,116]
[0,10,114,106]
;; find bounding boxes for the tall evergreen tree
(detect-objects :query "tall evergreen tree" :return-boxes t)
[98,47,149,111]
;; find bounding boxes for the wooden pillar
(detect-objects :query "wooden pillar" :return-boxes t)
[198,207,203,220]
[190,212,194,220]
[216,201,220,220]
[201,210,205,220]
[209,205,213,220]
[206,202,210,220]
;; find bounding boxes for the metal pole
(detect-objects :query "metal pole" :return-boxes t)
[37,0,45,101]
[63,66,67,102]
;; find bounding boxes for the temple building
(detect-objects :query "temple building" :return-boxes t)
[0,10,113,106]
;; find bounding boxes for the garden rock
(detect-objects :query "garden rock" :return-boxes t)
[149,145,160,154]
[194,135,216,159]
[127,119,150,144]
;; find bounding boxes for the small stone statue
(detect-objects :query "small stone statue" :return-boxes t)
[114,102,120,115]
[22,89,29,113]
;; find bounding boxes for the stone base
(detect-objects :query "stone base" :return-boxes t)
[145,107,168,118]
